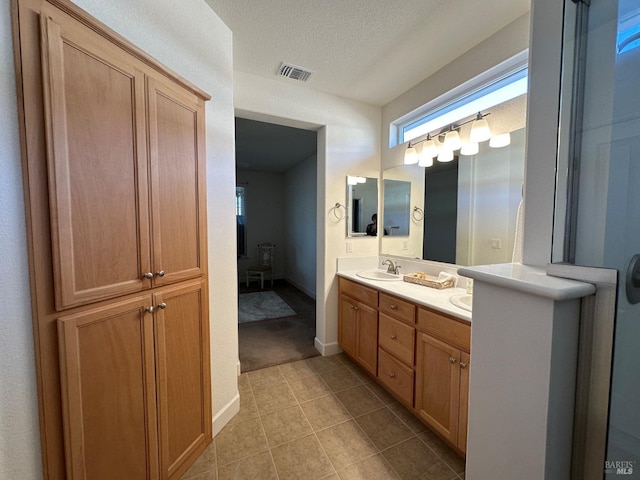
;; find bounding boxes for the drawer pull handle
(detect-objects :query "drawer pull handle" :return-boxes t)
[146,306,155,314]
[157,302,167,310]
[390,335,397,340]
[389,372,396,378]
[460,362,468,369]
[390,304,397,310]
[449,357,457,364]
[156,270,165,277]
[143,272,153,279]
[352,306,359,311]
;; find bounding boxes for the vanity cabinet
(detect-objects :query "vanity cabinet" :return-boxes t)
[338,278,378,376]
[337,276,471,455]
[13,0,211,478]
[415,308,471,452]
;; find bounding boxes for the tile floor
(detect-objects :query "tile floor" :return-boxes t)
[181,354,466,480]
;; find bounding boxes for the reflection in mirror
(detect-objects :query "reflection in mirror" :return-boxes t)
[381,128,525,265]
[346,176,378,237]
[382,179,411,236]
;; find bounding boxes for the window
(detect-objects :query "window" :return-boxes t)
[391,51,529,147]
[236,186,247,257]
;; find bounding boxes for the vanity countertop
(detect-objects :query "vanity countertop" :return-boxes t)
[337,270,472,323]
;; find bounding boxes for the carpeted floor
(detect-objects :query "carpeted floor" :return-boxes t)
[238,291,296,323]
[238,280,319,372]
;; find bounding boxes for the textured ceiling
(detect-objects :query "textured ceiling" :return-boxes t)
[205,0,531,106]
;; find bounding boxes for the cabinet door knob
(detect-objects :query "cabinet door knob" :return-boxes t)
[157,302,167,310]
[460,362,468,369]
[389,372,396,378]
[390,304,397,310]
[390,335,397,340]
[353,306,359,311]
[449,357,457,364]
[143,272,153,279]
[146,306,155,314]
[156,270,165,277]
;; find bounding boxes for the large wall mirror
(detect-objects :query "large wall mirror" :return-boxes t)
[346,176,378,237]
[381,128,526,265]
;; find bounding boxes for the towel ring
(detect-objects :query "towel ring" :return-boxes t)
[412,206,424,222]
[333,202,345,220]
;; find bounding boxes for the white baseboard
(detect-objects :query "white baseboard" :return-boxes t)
[314,337,342,356]
[284,277,316,299]
[212,392,240,436]
[237,360,242,376]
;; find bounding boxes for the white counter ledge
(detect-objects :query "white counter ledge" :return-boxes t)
[337,269,471,323]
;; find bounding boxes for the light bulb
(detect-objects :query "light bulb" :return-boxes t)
[418,150,433,167]
[469,115,491,143]
[443,130,462,151]
[489,132,511,148]
[356,176,366,183]
[437,148,454,163]
[404,146,419,165]
[460,142,479,156]
[347,176,358,185]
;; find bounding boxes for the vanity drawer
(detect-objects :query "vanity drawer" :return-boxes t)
[379,293,415,324]
[379,313,415,366]
[339,277,378,308]
[378,348,414,406]
[417,307,471,353]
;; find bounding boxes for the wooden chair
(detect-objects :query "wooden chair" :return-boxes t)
[246,243,275,288]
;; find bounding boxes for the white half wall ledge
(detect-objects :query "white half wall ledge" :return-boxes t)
[314,337,342,356]
[212,392,240,437]
[458,263,596,300]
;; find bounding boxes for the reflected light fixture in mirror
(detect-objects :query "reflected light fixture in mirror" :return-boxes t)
[437,148,454,162]
[443,130,462,151]
[460,142,479,155]
[489,132,511,148]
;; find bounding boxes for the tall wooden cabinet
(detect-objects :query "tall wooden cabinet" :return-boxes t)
[12,0,212,478]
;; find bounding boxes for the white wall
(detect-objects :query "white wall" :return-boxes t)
[237,170,286,281]
[235,71,381,354]
[0,1,236,477]
[284,154,317,298]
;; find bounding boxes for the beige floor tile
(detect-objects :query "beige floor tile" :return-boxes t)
[320,367,362,392]
[299,395,352,431]
[182,471,217,480]
[247,365,286,389]
[388,403,427,434]
[181,441,217,478]
[228,389,259,425]
[418,429,460,462]
[419,460,458,480]
[319,475,341,480]
[252,382,298,415]
[271,434,335,480]
[215,418,269,467]
[307,354,344,374]
[365,381,399,405]
[337,453,400,480]
[335,385,384,417]
[355,407,414,450]
[441,450,465,475]
[288,374,333,403]
[238,373,251,394]
[261,405,313,447]
[217,451,277,480]
[315,420,377,469]
[344,363,376,384]
[278,359,316,381]
[382,437,440,480]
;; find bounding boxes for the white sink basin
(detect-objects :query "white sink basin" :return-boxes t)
[356,270,402,281]
[450,294,473,311]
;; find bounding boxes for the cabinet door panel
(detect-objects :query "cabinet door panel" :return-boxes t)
[148,76,206,286]
[41,15,151,309]
[458,352,470,452]
[57,296,158,480]
[415,332,460,445]
[154,280,211,478]
[357,301,378,375]
[339,294,358,358]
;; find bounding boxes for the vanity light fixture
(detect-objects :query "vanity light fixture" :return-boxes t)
[443,130,462,151]
[404,145,419,165]
[489,132,511,148]
[355,176,367,183]
[437,148,454,163]
[469,112,492,143]
[347,176,358,185]
[418,147,434,167]
[460,142,479,156]
[422,135,438,158]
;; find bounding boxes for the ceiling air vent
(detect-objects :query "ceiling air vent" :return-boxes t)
[278,62,314,82]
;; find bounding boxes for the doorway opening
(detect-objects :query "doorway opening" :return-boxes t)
[235,117,319,372]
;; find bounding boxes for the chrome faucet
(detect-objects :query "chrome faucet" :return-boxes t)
[382,259,401,275]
